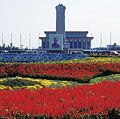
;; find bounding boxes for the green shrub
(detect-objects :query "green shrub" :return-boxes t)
[90,74,120,84]
[90,77,106,84]
[1,78,36,87]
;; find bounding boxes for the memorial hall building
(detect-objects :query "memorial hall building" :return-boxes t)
[39,4,93,53]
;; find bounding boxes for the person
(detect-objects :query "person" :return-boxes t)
[52,37,60,48]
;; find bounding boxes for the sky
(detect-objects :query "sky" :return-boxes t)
[0,0,120,48]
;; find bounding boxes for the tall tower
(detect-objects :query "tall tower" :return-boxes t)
[56,4,66,38]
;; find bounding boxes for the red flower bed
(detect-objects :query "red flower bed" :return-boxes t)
[0,81,120,118]
[0,63,120,82]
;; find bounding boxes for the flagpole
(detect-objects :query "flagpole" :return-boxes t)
[2,33,3,46]
[100,33,102,47]
[29,33,31,49]
[38,33,40,49]
[20,33,21,49]
[110,33,111,46]
[11,33,13,50]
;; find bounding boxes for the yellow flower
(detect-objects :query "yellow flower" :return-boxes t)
[13,86,21,90]
[0,79,3,83]
[33,79,42,84]
[27,86,37,90]
[60,82,66,87]
[62,81,68,83]
[34,84,43,89]
[40,80,52,87]
[0,85,6,90]
[51,82,58,85]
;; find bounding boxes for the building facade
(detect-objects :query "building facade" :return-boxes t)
[39,4,93,53]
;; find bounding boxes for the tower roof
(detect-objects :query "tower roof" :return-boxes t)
[56,4,66,11]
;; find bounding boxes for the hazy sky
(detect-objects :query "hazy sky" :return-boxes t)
[0,0,120,48]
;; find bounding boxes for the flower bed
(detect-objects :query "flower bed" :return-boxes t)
[0,60,120,118]
[0,53,87,62]
[0,76,79,89]
[0,81,120,118]
[0,63,120,82]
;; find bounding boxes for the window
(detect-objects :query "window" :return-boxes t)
[78,41,81,48]
[46,41,49,48]
[87,41,90,49]
[70,41,73,48]
[42,41,45,48]
[83,42,86,49]
[74,41,77,48]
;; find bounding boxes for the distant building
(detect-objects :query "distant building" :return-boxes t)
[39,4,93,53]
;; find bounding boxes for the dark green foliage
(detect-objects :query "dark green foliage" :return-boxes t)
[0,78,36,87]
[108,109,120,119]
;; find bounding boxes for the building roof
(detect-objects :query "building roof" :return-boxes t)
[39,37,93,40]
[44,31,88,33]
